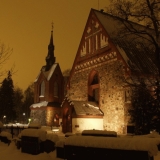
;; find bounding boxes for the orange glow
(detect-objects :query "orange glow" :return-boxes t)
[0,1,110,90]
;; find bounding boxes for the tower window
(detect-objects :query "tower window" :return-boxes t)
[40,81,45,97]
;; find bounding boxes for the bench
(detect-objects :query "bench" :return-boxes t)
[20,129,47,154]
[65,145,153,160]
[63,136,158,160]
[82,130,117,137]
[21,136,43,154]
[0,131,12,145]
[56,139,65,159]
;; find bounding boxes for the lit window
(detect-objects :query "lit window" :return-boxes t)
[40,81,45,97]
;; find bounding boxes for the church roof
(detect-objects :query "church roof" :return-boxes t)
[73,101,103,116]
[69,9,158,83]
[30,101,61,108]
[93,9,158,75]
[34,63,58,82]
[30,101,48,108]
[61,96,103,116]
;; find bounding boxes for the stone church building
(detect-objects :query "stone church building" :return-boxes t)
[61,9,157,134]
[30,9,157,134]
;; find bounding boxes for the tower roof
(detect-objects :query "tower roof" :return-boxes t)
[44,24,56,71]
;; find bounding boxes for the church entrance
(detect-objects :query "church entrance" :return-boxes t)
[62,107,72,133]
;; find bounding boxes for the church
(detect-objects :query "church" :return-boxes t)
[30,8,157,134]
[30,28,64,127]
[61,8,157,134]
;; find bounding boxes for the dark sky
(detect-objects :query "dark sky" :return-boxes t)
[0,0,109,90]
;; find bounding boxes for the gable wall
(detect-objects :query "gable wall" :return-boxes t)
[34,73,49,103]
[67,10,133,134]
[48,65,64,103]
[68,60,129,134]
[34,65,64,104]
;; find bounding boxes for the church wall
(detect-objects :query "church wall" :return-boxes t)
[30,108,46,125]
[72,118,103,133]
[48,66,64,103]
[69,69,88,101]
[30,107,61,127]
[69,60,128,134]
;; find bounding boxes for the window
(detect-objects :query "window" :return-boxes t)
[88,70,99,104]
[40,81,45,96]
[91,74,99,85]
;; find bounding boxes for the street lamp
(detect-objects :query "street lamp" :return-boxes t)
[23,113,25,124]
[28,118,31,124]
[3,115,6,124]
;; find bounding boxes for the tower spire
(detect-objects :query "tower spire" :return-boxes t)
[45,22,56,71]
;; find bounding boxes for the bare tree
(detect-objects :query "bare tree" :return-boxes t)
[107,0,160,73]
[0,42,13,79]
[106,0,160,133]
[62,69,71,76]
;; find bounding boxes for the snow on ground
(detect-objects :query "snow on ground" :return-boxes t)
[1,130,160,160]
[0,140,160,160]
[0,141,62,160]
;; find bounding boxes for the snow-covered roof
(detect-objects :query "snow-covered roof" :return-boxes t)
[34,63,58,82]
[93,9,158,74]
[30,101,48,108]
[47,63,57,80]
[73,101,103,116]
[61,96,103,116]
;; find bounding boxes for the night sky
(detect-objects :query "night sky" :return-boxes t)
[0,0,109,90]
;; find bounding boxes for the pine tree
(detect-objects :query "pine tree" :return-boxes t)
[22,83,34,122]
[150,80,160,133]
[129,80,154,135]
[14,87,24,122]
[0,71,16,123]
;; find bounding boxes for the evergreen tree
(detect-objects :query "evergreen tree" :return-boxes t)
[22,83,34,123]
[129,79,154,134]
[106,0,160,134]
[14,87,24,122]
[150,80,160,133]
[0,71,16,122]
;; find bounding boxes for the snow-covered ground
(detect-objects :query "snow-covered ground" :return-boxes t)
[0,140,62,160]
[1,129,160,160]
[0,139,160,160]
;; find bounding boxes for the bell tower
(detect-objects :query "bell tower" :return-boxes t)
[45,23,56,71]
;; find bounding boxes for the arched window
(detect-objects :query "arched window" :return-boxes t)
[54,81,58,97]
[40,81,45,96]
[88,70,99,104]
[91,74,99,85]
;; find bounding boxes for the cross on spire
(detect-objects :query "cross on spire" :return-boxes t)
[51,21,54,31]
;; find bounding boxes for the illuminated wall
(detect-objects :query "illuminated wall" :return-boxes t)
[72,118,103,133]
[30,107,61,126]
[69,61,128,134]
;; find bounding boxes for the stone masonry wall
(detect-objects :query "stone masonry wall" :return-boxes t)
[30,108,60,127]
[30,109,46,125]
[69,61,128,134]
